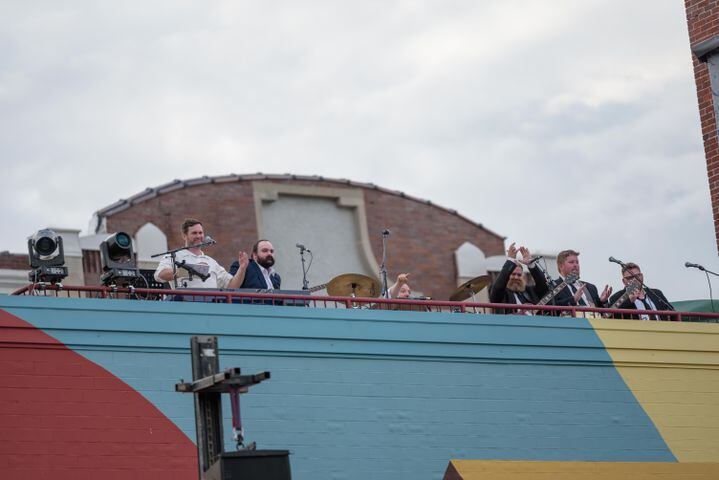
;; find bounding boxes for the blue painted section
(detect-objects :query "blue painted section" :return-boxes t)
[1,296,676,480]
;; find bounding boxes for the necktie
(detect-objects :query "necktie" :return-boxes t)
[570,284,587,306]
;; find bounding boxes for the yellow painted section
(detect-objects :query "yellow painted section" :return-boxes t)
[589,319,719,462]
[447,460,719,479]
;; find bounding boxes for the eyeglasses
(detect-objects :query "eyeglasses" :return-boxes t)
[623,273,643,281]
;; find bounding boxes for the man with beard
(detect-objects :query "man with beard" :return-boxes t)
[154,218,247,290]
[552,249,611,309]
[229,239,281,289]
[489,242,549,314]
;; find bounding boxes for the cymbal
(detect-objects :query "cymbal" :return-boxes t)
[326,273,381,298]
[449,275,491,301]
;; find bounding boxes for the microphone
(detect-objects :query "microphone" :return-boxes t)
[382,229,391,236]
[685,262,706,271]
[192,236,216,248]
[608,256,625,266]
[296,243,311,253]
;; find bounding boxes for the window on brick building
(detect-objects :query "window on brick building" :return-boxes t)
[135,223,167,263]
[693,36,719,139]
[708,53,719,139]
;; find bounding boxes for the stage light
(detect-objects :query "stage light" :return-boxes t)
[27,229,68,283]
[100,232,140,286]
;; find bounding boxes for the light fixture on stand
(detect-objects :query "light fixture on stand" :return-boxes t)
[27,229,68,284]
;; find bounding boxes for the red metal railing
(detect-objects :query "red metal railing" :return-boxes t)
[9,283,719,322]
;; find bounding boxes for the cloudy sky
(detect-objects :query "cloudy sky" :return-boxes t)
[1,1,716,301]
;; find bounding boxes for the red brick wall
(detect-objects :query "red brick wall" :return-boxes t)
[686,0,719,251]
[0,252,29,270]
[363,188,504,300]
[104,178,504,300]
[82,250,102,287]
[106,181,258,270]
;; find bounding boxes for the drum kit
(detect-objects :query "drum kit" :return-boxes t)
[448,275,491,302]
[316,273,491,301]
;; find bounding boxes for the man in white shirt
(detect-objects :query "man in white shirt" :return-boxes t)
[154,218,248,290]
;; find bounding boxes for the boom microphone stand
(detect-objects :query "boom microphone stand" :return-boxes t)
[685,262,718,312]
[296,243,311,291]
[609,256,674,312]
[379,229,390,298]
[534,256,557,306]
[151,237,217,289]
[621,271,674,312]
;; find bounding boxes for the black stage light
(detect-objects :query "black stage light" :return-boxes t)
[27,229,69,283]
[100,232,140,287]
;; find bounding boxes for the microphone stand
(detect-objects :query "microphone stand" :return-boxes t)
[151,238,216,289]
[535,258,557,306]
[379,230,390,298]
[298,245,310,290]
[175,260,210,282]
[706,271,716,313]
[686,265,719,312]
[609,258,674,311]
[695,267,719,277]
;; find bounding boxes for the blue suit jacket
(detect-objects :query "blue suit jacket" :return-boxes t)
[228,259,281,289]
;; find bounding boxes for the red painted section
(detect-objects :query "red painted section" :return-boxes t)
[0,310,198,480]
[443,462,463,480]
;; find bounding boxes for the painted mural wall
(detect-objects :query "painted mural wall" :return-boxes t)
[1,295,718,480]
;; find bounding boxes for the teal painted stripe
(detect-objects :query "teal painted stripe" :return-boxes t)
[1,296,676,480]
[3,296,614,364]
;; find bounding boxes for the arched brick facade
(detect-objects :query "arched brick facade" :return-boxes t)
[686,0,719,252]
[97,175,505,300]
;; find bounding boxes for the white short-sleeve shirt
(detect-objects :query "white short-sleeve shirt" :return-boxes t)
[154,249,232,289]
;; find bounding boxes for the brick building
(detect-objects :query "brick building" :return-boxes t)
[686,0,719,250]
[3,174,532,300]
[94,174,506,300]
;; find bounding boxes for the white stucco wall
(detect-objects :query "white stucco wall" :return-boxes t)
[259,195,377,291]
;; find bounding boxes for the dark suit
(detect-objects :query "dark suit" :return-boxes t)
[489,260,550,314]
[552,278,606,308]
[607,287,673,320]
[228,259,281,289]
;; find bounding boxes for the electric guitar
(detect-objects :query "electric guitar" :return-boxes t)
[537,272,580,306]
[602,279,644,319]
[608,279,641,310]
[307,282,329,293]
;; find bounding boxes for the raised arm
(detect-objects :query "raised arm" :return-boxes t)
[518,246,549,299]
[388,273,410,298]
[489,243,520,303]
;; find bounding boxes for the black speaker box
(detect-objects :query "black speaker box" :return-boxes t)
[205,450,291,480]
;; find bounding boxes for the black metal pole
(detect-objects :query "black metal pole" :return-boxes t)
[380,229,390,298]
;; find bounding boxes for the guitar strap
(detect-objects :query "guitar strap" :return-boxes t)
[512,291,534,315]
[567,282,593,307]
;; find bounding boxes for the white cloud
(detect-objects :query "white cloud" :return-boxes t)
[0,0,715,301]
